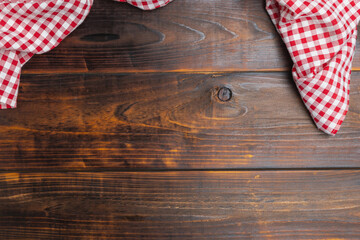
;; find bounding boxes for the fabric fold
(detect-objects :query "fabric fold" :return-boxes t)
[0,0,93,109]
[266,0,360,135]
[0,0,173,110]
[115,0,173,10]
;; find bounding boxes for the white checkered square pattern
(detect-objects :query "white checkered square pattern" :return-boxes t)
[266,0,360,135]
[0,0,93,109]
[116,0,173,10]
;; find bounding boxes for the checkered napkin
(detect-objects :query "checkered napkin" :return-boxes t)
[0,0,93,109]
[266,0,360,135]
[116,0,173,10]
[0,0,172,111]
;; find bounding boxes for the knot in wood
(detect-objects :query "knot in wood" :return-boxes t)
[217,87,232,102]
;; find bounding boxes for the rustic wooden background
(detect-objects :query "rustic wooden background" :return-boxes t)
[1,0,360,239]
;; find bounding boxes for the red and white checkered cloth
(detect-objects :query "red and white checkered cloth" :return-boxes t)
[116,0,173,10]
[0,0,358,135]
[266,0,360,135]
[0,0,171,110]
[0,0,93,109]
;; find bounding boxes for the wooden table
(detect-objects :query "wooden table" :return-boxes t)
[1,0,360,239]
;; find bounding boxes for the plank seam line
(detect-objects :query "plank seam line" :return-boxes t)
[20,70,360,75]
[1,167,360,173]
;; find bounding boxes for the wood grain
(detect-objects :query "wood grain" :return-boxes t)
[0,171,360,239]
[2,0,360,238]
[0,72,359,170]
[20,0,360,73]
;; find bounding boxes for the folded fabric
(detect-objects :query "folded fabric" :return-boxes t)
[0,0,93,109]
[115,0,173,10]
[266,0,360,135]
[0,0,173,110]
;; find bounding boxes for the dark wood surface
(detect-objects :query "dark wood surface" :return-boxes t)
[1,0,360,238]
[22,0,360,73]
[1,72,360,171]
[1,171,360,239]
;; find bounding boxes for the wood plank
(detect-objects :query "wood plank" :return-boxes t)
[20,0,360,73]
[0,171,360,239]
[0,72,359,170]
